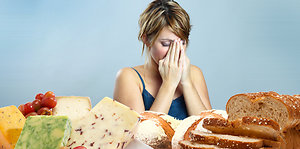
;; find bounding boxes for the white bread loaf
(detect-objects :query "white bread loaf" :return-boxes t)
[135,111,177,149]
[172,110,226,149]
[226,91,300,132]
[53,96,91,121]
[202,116,281,141]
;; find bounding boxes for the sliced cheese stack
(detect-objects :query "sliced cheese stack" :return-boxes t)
[15,115,71,149]
[53,96,91,121]
[67,97,140,149]
[0,105,26,148]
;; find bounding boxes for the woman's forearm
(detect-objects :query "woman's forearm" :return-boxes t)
[149,82,177,114]
[182,80,207,115]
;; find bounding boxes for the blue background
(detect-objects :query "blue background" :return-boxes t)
[0,0,299,110]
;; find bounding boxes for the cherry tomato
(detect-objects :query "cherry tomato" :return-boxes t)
[32,99,42,112]
[74,146,87,149]
[18,104,26,115]
[41,97,57,108]
[37,107,52,115]
[24,102,35,115]
[44,91,55,99]
[35,93,44,101]
[25,112,38,118]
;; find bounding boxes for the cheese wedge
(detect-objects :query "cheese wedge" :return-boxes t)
[53,96,91,121]
[67,97,140,149]
[15,115,71,149]
[0,105,25,148]
[0,131,13,149]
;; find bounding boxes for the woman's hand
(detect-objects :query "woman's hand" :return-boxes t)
[158,39,184,88]
[180,42,192,85]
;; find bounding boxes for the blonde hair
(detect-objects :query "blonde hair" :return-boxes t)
[138,0,191,56]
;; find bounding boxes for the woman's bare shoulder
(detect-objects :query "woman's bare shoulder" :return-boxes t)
[190,64,203,75]
[116,65,144,78]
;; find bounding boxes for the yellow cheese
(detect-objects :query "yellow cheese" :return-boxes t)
[0,131,12,149]
[0,105,26,148]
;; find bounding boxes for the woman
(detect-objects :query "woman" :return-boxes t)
[113,0,211,120]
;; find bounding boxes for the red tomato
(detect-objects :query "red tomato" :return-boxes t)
[25,112,38,118]
[24,102,35,115]
[35,93,44,101]
[44,91,55,99]
[32,99,42,112]
[18,104,26,115]
[37,107,52,115]
[41,97,57,108]
[74,146,87,149]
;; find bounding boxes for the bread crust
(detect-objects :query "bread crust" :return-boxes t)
[226,91,300,131]
[140,111,175,141]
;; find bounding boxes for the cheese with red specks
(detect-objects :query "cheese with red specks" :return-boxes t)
[66,97,140,149]
[0,105,25,148]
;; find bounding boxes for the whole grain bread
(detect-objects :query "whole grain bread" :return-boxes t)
[226,91,300,132]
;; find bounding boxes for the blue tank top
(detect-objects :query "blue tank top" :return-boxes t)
[131,67,188,120]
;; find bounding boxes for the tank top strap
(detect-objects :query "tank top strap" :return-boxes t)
[131,67,145,90]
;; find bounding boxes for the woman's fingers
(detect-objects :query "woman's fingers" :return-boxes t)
[174,40,182,66]
[164,41,173,65]
[179,45,184,70]
[158,59,164,74]
[169,40,177,64]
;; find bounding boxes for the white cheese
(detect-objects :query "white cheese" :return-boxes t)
[66,97,140,149]
[53,96,91,121]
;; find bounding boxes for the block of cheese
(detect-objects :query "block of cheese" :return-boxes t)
[53,96,91,121]
[67,97,140,149]
[0,131,13,149]
[15,115,71,149]
[0,105,26,148]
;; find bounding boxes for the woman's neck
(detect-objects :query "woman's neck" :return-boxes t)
[145,58,162,81]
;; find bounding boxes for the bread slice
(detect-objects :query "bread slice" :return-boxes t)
[190,130,264,149]
[179,140,228,149]
[178,140,281,149]
[202,116,281,141]
[226,91,300,131]
[172,110,226,149]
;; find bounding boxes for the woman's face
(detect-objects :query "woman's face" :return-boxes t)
[149,27,186,64]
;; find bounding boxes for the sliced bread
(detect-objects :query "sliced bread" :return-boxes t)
[179,140,228,149]
[202,116,281,141]
[190,130,264,149]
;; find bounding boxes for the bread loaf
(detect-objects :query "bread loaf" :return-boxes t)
[135,111,178,149]
[226,91,300,132]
